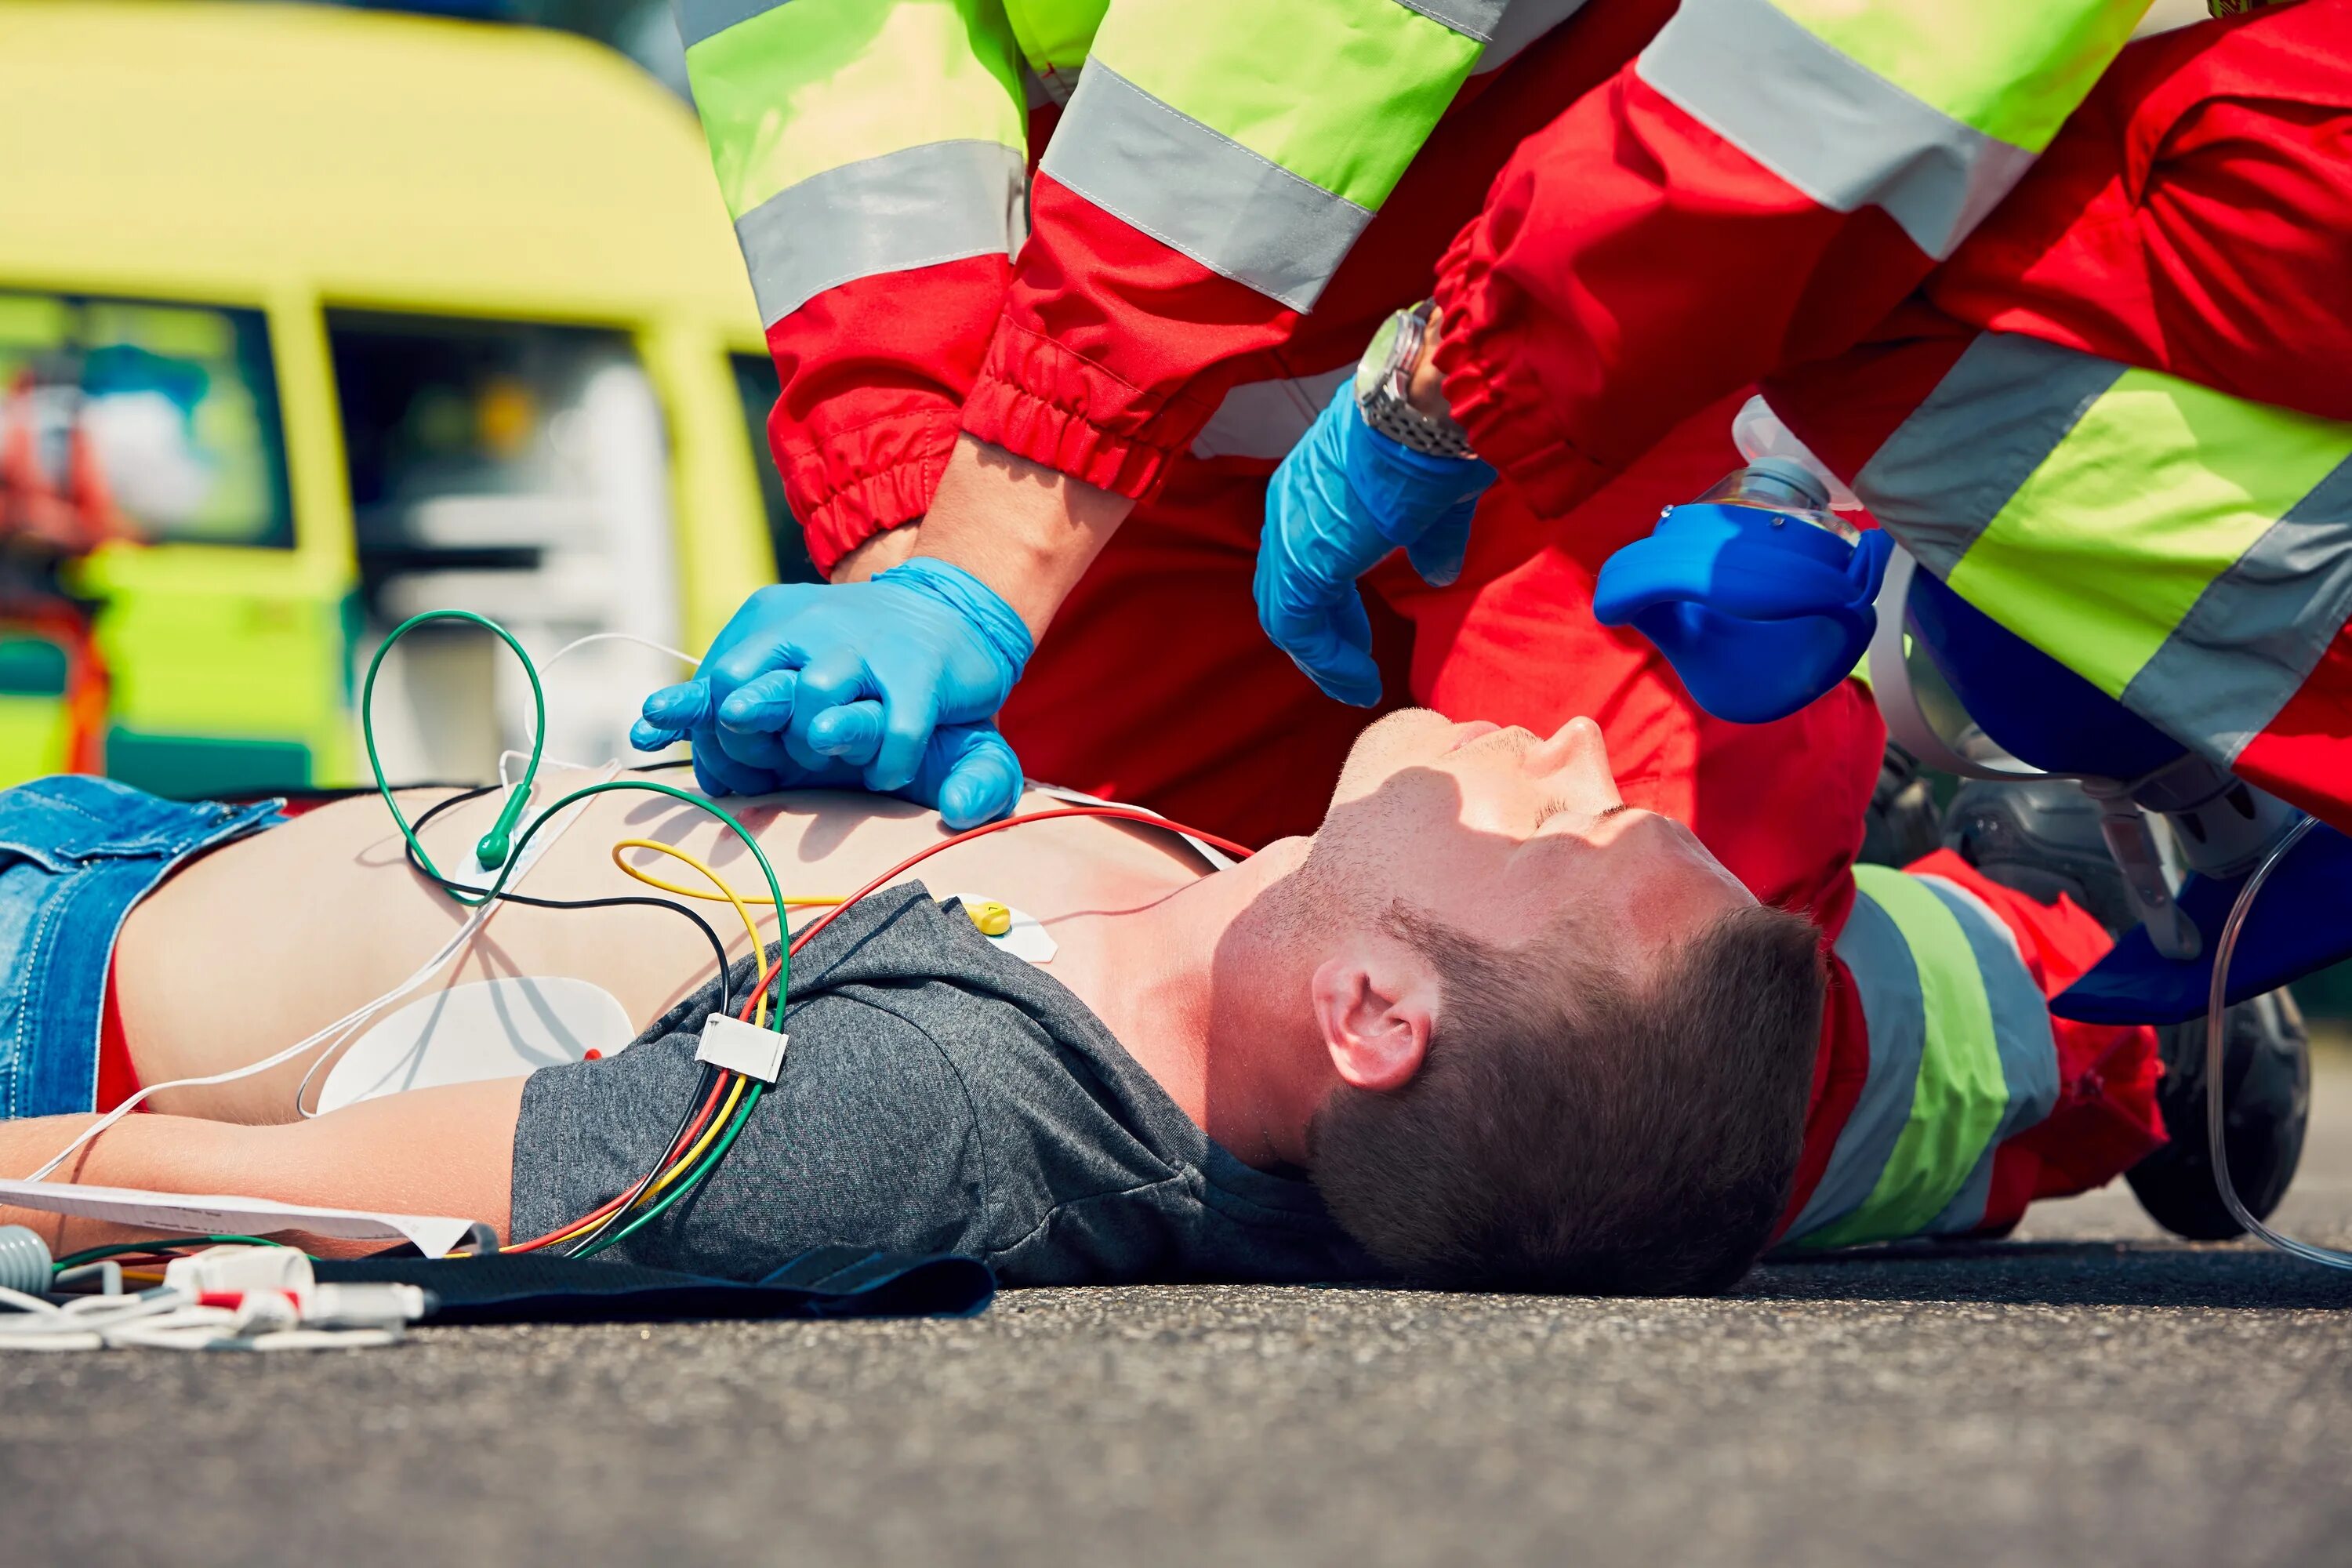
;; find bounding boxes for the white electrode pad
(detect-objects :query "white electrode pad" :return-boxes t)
[317,975,637,1113]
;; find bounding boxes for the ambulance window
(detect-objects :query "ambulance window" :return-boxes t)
[730,354,819,583]
[326,310,688,781]
[0,290,294,550]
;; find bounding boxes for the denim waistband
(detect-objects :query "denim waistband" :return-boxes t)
[0,776,283,1119]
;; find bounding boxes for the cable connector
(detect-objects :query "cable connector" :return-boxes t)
[165,1243,311,1298]
[695,1012,788,1083]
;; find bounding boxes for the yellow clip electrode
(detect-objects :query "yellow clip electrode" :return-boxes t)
[608,839,778,1028]
[964,900,1014,937]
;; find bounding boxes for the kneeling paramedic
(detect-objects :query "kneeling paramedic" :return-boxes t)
[1266,1,2347,1235]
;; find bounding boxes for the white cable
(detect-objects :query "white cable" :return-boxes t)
[286,893,499,1120]
[539,630,697,673]
[291,758,619,1120]
[499,631,698,795]
[1,1276,416,1351]
[0,1285,64,1319]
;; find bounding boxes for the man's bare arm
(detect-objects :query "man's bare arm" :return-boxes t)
[0,1079,524,1257]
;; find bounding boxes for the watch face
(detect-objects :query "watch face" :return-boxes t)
[1356,310,1408,404]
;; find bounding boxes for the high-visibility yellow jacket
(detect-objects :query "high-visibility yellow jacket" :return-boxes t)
[675,0,2151,572]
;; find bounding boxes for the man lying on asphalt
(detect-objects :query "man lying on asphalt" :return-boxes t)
[0,683,2200,1294]
[0,710,1822,1294]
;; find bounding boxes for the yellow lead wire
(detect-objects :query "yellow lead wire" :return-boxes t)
[642,1074,747,1204]
[608,839,844,910]
[609,838,776,1029]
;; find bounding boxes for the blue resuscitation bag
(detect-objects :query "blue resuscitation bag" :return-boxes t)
[1593,459,1893,726]
[1595,458,2352,1025]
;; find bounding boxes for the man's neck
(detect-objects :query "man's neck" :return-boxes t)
[1046,841,1321,1171]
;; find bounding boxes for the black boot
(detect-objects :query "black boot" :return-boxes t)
[1857,742,1943,869]
[1940,775,2136,931]
[1940,778,2312,1240]
[2127,991,2311,1240]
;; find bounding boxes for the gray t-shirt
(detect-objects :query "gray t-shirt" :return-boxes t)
[510,884,1377,1286]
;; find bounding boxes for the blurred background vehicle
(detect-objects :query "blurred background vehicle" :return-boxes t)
[0,0,811,796]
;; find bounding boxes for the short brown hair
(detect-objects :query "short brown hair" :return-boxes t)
[1308,902,1824,1295]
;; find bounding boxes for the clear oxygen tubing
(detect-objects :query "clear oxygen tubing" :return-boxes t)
[2204,814,2352,1271]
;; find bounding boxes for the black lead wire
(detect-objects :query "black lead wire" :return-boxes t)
[399,775,739,1021]
[388,760,750,1254]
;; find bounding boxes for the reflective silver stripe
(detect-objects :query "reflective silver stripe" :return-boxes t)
[1853,332,2124,579]
[734,140,1026,327]
[1191,367,1354,460]
[1636,0,2038,259]
[2122,453,2352,763]
[1024,63,1074,108]
[1395,0,1510,43]
[1041,63,1374,312]
[673,0,783,50]
[1784,887,1925,1243]
[1478,0,1592,72]
[1913,874,2060,1236]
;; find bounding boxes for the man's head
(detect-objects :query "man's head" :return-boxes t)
[1241,710,1824,1295]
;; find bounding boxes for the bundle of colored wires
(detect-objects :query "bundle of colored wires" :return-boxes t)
[361,612,793,1256]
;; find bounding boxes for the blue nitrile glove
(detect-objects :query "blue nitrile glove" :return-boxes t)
[1255,381,1496,706]
[633,559,1033,827]
[633,681,1024,828]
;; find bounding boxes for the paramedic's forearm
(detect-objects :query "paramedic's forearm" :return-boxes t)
[831,523,921,583]
[913,436,1135,640]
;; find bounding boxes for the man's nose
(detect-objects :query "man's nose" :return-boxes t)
[1523,717,1619,793]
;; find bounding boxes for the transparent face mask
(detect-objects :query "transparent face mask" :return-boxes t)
[1693,457,1859,543]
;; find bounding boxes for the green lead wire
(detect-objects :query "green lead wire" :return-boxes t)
[53,1236,296,1272]
[573,1083,764,1259]
[358,609,794,1030]
[361,609,546,880]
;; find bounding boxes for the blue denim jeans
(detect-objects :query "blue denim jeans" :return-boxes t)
[0,776,282,1119]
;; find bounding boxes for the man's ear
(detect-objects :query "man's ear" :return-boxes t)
[1308,943,1440,1094]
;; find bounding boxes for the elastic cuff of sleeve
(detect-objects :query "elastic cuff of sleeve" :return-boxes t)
[1431,249,1614,521]
[874,557,1036,680]
[787,409,963,576]
[959,327,1206,501]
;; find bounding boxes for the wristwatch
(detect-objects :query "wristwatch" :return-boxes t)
[1355,300,1477,460]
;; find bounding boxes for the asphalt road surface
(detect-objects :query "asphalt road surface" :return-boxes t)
[8,1058,2351,1568]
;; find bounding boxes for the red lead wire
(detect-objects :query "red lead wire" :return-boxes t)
[739,804,1256,1022]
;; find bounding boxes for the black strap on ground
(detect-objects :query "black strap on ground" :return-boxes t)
[314,1247,995,1325]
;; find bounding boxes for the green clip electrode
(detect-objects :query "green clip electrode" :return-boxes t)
[361,609,542,869]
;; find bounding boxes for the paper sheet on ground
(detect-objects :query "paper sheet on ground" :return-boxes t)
[0,1179,474,1259]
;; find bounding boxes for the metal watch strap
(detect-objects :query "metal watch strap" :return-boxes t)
[1356,304,1477,460]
